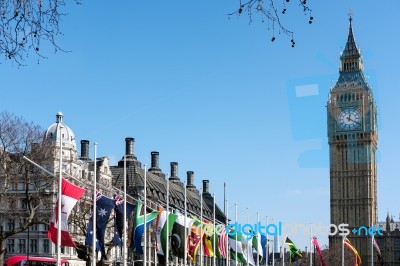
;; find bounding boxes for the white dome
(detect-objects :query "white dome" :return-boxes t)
[44,112,77,149]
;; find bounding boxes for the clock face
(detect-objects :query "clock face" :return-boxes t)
[337,108,361,130]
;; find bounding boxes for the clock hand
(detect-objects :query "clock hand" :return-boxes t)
[347,116,360,124]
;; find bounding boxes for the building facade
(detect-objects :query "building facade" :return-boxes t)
[327,16,378,265]
[1,112,226,266]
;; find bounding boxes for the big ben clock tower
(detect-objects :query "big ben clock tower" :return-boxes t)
[327,15,378,264]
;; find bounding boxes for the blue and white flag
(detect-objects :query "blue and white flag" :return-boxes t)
[85,193,116,259]
[113,195,135,247]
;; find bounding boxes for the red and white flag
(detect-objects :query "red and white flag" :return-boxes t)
[218,227,228,258]
[47,178,86,247]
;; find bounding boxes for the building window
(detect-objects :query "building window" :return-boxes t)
[43,239,49,254]
[30,239,38,254]
[7,239,15,253]
[18,239,26,253]
[7,219,15,231]
[395,251,400,262]
[394,238,400,247]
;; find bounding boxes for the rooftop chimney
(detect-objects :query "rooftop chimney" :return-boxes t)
[148,151,164,178]
[203,180,210,194]
[125,137,135,158]
[118,137,139,167]
[80,140,90,160]
[186,171,196,191]
[169,162,180,184]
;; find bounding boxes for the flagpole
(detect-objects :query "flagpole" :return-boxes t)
[246,207,249,266]
[57,124,63,266]
[341,236,344,266]
[371,234,374,266]
[184,182,187,266]
[226,199,229,266]
[123,156,127,266]
[282,237,284,266]
[235,203,237,266]
[257,212,259,266]
[309,225,312,266]
[92,142,97,266]
[213,193,216,266]
[272,219,274,266]
[266,216,268,266]
[144,164,147,266]
[200,187,203,266]
[166,175,169,266]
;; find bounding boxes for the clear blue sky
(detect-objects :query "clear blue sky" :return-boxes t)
[1,1,400,250]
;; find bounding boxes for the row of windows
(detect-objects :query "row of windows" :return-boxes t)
[7,239,49,254]
[4,220,48,232]
[336,92,363,102]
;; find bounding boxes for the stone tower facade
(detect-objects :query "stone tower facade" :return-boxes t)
[327,16,378,265]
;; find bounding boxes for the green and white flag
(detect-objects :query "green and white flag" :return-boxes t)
[252,232,264,263]
[155,210,178,256]
[228,228,247,264]
[170,214,194,258]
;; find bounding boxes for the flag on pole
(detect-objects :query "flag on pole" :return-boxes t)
[170,214,194,258]
[217,225,228,258]
[285,237,303,263]
[187,219,203,262]
[344,237,362,266]
[155,208,178,256]
[133,200,159,254]
[242,233,256,265]
[252,231,264,263]
[373,237,384,266]
[228,227,247,264]
[260,234,267,264]
[203,220,214,257]
[85,193,116,260]
[113,195,135,247]
[312,236,326,266]
[47,178,86,247]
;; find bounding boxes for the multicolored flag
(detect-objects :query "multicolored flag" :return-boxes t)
[155,208,178,256]
[344,237,362,266]
[312,236,326,266]
[170,214,194,258]
[203,220,214,257]
[217,225,227,258]
[133,200,159,254]
[373,237,384,266]
[85,192,116,260]
[227,227,247,264]
[285,237,303,263]
[113,195,135,247]
[47,178,86,247]
[187,219,203,261]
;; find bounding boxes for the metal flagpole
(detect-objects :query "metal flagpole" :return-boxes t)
[282,239,284,266]
[92,142,97,266]
[246,208,249,266]
[123,156,127,266]
[271,220,274,266]
[256,212,259,266]
[57,124,63,266]
[213,193,216,266]
[235,203,237,266]
[309,225,312,266]
[342,236,344,266]
[226,199,229,266]
[166,175,169,266]
[144,164,147,266]
[266,216,269,266]
[371,234,374,266]
[184,182,187,266]
[200,188,203,266]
